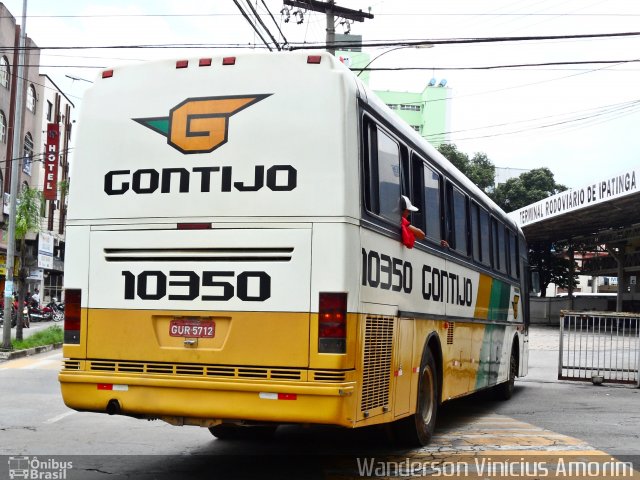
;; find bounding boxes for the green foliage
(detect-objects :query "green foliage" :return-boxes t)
[57,179,69,196]
[468,152,496,193]
[493,167,567,213]
[11,325,63,350]
[437,144,496,194]
[15,186,42,240]
[437,143,469,173]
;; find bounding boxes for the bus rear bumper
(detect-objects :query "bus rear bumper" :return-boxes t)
[59,371,357,428]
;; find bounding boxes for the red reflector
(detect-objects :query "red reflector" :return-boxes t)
[307,55,322,64]
[277,393,297,400]
[177,223,212,230]
[97,384,113,390]
[222,57,236,65]
[199,58,212,67]
[102,69,113,78]
[176,60,189,69]
[64,289,81,332]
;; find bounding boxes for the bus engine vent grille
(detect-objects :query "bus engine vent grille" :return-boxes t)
[63,360,80,370]
[88,360,302,381]
[313,371,346,382]
[360,316,394,412]
[447,322,455,345]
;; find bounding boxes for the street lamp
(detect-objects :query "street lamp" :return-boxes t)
[356,43,434,77]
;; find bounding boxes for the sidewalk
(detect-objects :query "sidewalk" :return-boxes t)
[525,325,562,383]
[0,319,62,361]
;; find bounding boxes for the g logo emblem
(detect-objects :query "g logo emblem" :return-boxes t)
[134,94,271,154]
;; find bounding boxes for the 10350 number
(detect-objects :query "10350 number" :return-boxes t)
[121,270,271,302]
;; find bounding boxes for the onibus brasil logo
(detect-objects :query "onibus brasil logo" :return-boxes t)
[133,94,271,154]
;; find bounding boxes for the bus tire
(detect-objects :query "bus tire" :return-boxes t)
[209,424,277,441]
[494,345,518,400]
[393,348,438,446]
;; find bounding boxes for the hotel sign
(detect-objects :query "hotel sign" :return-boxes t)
[44,123,60,201]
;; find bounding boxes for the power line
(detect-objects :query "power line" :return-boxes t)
[0,30,639,52]
[244,0,281,51]
[358,59,640,72]
[232,0,273,51]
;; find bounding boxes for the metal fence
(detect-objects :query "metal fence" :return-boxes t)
[558,311,640,386]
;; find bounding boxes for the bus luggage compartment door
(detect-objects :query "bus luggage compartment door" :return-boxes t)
[84,227,312,367]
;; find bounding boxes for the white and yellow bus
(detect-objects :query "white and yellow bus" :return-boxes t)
[60,51,529,445]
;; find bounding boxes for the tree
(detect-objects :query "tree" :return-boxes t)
[437,144,496,194]
[529,242,578,297]
[13,186,42,341]
[493,167,566,213]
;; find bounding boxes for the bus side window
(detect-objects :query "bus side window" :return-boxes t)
[423,163,442,242]
[376,127,401,225]
[470,202,480,262]
[491,217,507,273]
[448,184,468,256]
[479,207,491,267]
[362,117,402,226]
[508,230,519,279]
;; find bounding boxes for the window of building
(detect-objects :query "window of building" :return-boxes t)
[0,110,6,143]
[0,56,9,89]
[26,84,36,112]
[23,132,33,175]
[46,101,53,121]
[411,125,420,132]
[400,104,421,111]
[387,104,399,110]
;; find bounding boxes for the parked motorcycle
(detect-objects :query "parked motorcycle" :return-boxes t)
[0,300,17,328]
[0,309,17,328]
[26,302,51,322]
[45,299,64,322]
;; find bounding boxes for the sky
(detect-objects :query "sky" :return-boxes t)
[2,0,640,189]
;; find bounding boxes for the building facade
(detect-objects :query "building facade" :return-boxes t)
[336,43,452,149]
[30,74,73,302]
[374,86,452,148]
[0,2,72,303]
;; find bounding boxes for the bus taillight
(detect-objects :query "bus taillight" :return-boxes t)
[318,292,347,354]
[64,289,81,345]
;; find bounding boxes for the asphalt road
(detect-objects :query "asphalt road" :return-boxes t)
[0,326,638,479]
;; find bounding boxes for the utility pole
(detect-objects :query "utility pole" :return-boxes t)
[283,0,373,55]
[2,0,27,350]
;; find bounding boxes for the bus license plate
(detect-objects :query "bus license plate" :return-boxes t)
[169,318,215,338]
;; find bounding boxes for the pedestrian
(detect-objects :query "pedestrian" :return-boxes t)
[400,195,425,248]
[31,288,40,307]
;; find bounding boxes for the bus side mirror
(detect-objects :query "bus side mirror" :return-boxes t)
[530,270,540,295]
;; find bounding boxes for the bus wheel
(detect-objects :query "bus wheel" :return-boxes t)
[495,347,517,400]
[393,348,438,446]
[209,424,277,441]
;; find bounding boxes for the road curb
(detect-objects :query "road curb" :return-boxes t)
[0,342,62,361]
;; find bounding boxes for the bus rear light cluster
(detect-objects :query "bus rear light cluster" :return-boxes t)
[318,292,347,354]
[64,289,81,344]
